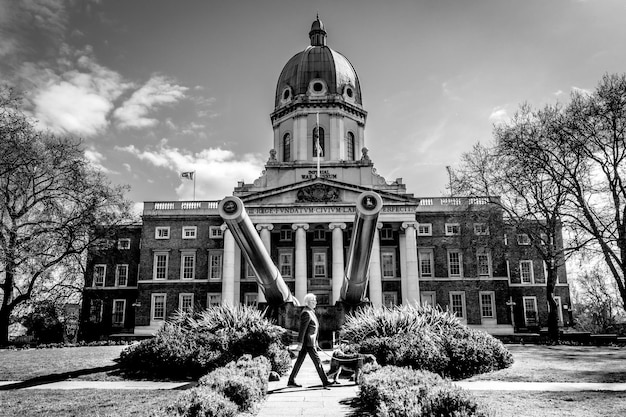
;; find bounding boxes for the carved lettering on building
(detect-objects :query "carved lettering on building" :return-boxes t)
[301,169,337,180]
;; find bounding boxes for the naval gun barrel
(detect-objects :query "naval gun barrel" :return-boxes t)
[219,196,298,306]
[339,191,383,305]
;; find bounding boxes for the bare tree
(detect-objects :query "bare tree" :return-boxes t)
[556,74,626,312]
[453,104,574,342]
[0,87,133,344]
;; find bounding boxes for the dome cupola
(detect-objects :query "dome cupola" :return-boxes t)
[270,18,368,166]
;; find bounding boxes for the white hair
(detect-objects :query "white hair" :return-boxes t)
[303,293,316,304]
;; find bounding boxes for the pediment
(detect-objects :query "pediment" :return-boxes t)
[239,178,416,206]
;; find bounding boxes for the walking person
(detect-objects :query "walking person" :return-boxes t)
[288,293,337,387]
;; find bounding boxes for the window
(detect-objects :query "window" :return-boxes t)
[480,292,495,319]
[89,299,103,323]
[520,260,534,284]
[280,228,293,241]
[421,291,436,307]
[523,296,538,326]
[180,252,196,280]
[155,227,170,239]
[93,265,106,287]
[151,294,166,321]
[209,251,223,280]
[380,226,393,240]
[449,292,466,320]
[381,250,396,278]
[246,262,257,280]
[116,264,128,287]
[418,249,434,277]
[477,251,491,277]
[445,223,461,236]
[312,249,327,278]
[179,293,194,313]
[283,133,291,162]
[209,226,223,239]
[182,226,197,239]
[313,227,326,241]
[346,132,355,160]
[207,293,221,307]
[153,252,169,280]
[117,238,131,250]
[312,126,325,157]
[517,233,531,245]
[383,292,397,308]
[314,293,330,306]
[244,293,258,307]
[417,223,432,236]
[279,249,293,277]
[112,299,126,325]
[474,223,489,235]
[447,250,463,277]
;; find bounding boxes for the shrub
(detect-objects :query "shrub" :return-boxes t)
[442,327,513,380]
[118,305,291,378]
[198,355,269,412]
[342,304,512,379]
[164,388,238,417]
[360,366,489,417]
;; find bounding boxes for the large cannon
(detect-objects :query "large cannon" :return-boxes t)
[339,191,383,305]
[218,191,383,307]
[218,197,299,306]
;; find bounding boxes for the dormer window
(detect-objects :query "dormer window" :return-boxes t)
[281,86,292,104]
[308,79,327,96]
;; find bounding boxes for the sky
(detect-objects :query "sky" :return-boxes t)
[2,0,626,211]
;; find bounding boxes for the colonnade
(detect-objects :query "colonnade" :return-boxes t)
[220,221,420,306]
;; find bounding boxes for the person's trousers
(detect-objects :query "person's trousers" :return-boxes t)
[288,345,329,385]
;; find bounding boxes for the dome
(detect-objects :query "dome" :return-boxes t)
[274,18,363,109]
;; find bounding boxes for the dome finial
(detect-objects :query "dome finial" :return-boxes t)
[309,15,326,46]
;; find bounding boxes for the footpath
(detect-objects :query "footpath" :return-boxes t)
[3,350,626,417]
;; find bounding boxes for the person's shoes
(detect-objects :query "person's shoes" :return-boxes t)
[287,381,302,387]
[323,381,339,387]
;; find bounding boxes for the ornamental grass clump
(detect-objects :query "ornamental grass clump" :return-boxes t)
[119,305,291,379]
[360,366,490,417]
[340,304,512,379]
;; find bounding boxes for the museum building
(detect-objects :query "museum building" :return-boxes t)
[80,18,572,340]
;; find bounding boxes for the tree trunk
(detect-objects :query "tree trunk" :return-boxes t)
[546,266,560,344]
[0,310,10,346]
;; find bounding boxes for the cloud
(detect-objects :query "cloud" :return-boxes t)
[113,75,188,129]
[26,48,131,136]
[116,141,265,200]
[488,106,509,124]
[84,145,117,174]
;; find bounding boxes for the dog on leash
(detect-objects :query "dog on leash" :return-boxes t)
[326,350,377,385]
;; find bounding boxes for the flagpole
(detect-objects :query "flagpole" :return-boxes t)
[316,112,320,178]
[193,171,196,201]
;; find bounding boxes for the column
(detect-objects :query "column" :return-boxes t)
[221,225,236,306]
[292,223,309,304]
[368,223,383,307]
[399,232,408,304]
[402,222,420,305]
[255,223,274,304]
[329,222,346,304]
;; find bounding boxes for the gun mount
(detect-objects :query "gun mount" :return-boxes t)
[339,191,383,306]
[218,196,298,306]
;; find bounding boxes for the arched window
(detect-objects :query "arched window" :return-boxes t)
[283,133,291,162]
[312,126,325,157]
[346,132,355,160]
